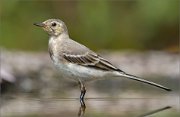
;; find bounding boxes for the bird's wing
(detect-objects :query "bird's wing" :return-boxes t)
[62,39,122,71]
[63,52,122,71]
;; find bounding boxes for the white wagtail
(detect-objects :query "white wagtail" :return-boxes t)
[34,19,171,100]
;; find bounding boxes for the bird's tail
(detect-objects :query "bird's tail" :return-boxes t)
[116,71,171,91]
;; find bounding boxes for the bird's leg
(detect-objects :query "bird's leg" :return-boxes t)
[78,99,86,117]
[78,81,86,101]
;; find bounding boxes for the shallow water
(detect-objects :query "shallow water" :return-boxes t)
[1,77,179,117]
[1,95,179,117]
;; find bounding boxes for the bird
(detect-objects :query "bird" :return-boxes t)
[34,19,171,100]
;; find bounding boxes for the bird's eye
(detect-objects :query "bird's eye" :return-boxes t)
[51,22,57,27]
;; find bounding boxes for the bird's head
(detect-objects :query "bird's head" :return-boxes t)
[34,19,68,37]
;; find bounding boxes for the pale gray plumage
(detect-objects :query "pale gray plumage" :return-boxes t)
[34,19,171,100]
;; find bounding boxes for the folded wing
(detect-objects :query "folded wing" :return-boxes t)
[63,52,123,72]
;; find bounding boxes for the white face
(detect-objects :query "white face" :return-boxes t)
[34,19,67,36]
[43,19,65,36]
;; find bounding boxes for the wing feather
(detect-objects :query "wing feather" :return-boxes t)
[63,52,122,71]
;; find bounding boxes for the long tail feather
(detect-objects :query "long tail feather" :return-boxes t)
[117,72,171,91]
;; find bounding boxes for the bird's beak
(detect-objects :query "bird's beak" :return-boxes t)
[33,22,45,27]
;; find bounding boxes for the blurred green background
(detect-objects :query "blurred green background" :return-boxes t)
[1,0,179,51]
[1,0,179,117]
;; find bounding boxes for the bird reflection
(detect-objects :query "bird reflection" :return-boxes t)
[78,99,86,117]
[136,106,172,117]
[77,99,171,117]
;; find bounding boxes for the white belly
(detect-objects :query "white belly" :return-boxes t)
[53,58,113,82]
